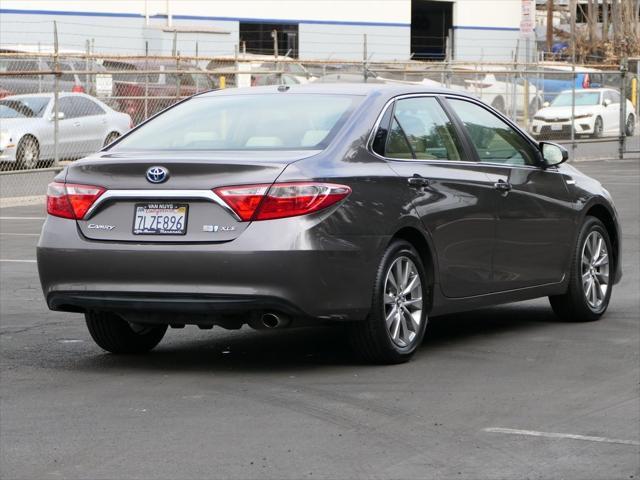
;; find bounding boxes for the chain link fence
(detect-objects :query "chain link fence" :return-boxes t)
[1,52,638,200]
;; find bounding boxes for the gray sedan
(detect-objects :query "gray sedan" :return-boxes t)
[37,84,622,364]
[0,93,131,169]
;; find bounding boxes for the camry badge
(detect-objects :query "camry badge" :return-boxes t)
[146,166,169,184]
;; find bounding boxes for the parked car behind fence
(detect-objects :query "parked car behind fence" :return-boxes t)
[102,59,215,125]
[0,92,131,169]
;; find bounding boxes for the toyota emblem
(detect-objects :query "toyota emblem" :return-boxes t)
[146,166,169,184]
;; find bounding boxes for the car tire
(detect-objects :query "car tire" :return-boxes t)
[626,115,635,137]
[549,217,613,322]
[85,311,167,353]
[16,136,40,170]
[103,131,120,147]
[491,96,506,113]
[529,97,542,117]
[348,240,429,364]
[592,116,603,139]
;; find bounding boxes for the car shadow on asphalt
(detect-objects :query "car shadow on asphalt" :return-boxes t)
[70,301,562,373]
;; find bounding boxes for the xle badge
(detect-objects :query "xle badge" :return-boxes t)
[203,225,236,232]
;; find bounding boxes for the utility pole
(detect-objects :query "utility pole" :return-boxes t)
[570,0,577,63]
[53,21,59,167]
[546,0,554,53]
[602,0,609,43]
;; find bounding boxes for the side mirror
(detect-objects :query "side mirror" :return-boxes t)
[603,98,611,107]
[542,101,550,108]
[540,141,568,167]
[49,111,65,121]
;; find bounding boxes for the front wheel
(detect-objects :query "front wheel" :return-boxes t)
[592,116,603,138]
[16,136,40,169]
[85,311,167,353]
[626,115,635,136]
[491,96,506,114]
[348,240,429,364]
[549,217,613,322]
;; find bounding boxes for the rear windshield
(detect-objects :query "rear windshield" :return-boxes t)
[111,93,362,151]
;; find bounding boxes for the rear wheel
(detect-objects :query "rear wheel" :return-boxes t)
[16,136,39,169]
[103,131,120,147]
[549,217,613,322]
[491,96,506,114]
[626,115,635,136]
[348,240,429,364]
[85,311,167,353]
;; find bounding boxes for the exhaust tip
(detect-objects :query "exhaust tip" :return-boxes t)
[248,312,291,330]
[262,313,282,329]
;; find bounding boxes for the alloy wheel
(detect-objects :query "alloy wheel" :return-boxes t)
[581,230,609,310]
[383,256,424,348]
[19,140,38,169]
[593,117,603,138]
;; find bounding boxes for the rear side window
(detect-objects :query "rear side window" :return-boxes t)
[385,118,414,159]
[374,96,463,161]
[112,93,362,151]
[392,97,463,160]
[447,98,537,166]
[58,96,104,118]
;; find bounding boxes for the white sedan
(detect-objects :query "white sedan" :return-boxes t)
[0,92,131,169]
[530,88,636,139]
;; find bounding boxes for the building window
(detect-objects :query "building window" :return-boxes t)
[411,1,453,60]
[239,23,299,58]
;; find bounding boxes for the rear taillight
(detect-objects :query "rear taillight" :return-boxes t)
[214,182,351,221]
[71,84,85,93]
[46,182,105,219]
[582,73,590,89]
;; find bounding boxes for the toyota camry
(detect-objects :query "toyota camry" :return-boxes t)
[37,84,622,364]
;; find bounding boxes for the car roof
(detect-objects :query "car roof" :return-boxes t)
[198,83,468,99]
[557,88,616,94]
[537,63,604,73]
[1,92,96,100]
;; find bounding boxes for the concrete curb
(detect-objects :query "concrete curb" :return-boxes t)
[0,196,46,209]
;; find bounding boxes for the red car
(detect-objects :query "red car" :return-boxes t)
[103,60,215,125]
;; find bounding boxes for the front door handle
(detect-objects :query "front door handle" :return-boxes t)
[407,174,430,188]
[73,122,81,127]
[494,180,512,193]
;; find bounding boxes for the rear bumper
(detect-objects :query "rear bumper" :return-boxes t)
[38,215,385,322]
[47,291,305,317]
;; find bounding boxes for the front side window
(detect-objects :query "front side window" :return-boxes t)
[448,98,538,166]
[604,90,621,104]
[58,97,104,118]
[112,93,362,151]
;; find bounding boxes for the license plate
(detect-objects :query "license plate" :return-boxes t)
[551,124,563,131]
[133,203,188,235]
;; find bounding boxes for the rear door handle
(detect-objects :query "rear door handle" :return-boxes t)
[73,122,81,127]
[494,180,512,192]
[407,175,430,188]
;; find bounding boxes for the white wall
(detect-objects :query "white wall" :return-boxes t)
[0,0,527,61]
[0,0,411,25]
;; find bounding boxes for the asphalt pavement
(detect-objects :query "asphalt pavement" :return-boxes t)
[0,158,638,479]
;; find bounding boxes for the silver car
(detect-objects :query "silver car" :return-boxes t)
[0,93,131,169]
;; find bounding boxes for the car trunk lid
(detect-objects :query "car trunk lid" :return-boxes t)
[66,149,318,242]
